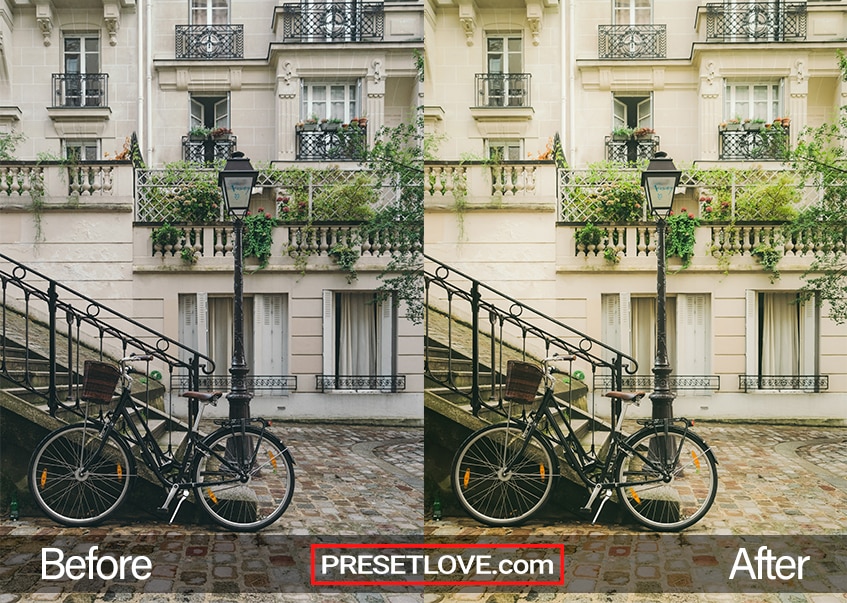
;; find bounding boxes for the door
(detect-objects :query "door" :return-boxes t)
[63,35,100,106]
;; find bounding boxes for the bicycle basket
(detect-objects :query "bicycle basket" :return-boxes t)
[81,360,120,404]
[503,360,544,404]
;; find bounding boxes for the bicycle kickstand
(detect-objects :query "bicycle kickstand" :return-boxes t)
[580,484,612,524]
[169,490,191,524]
[157,483,190,523]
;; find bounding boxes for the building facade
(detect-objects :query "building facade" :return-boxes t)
[424,0,847,422]
[0,0,424,422]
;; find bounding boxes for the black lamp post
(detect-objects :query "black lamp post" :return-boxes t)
[218,152,259,420]
[640,152,682,421]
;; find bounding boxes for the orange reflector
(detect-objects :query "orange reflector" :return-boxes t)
[268,450,278,469]
[463,468,470,489]
[117,463,123,482]
[539,464,546,481]
[630,488,641,505]
[40,468,47,489]
[691,450,701,471]
[208,489,218,504]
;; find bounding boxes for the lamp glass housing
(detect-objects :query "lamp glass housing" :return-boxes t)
[640,156,681,217]
[218,155,258,216]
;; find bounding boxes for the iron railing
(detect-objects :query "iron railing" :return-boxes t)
[605,136,660,164]
[706,2,807,41]
[719,127,789,161]
[296,127,367,161]
[51,73,108,108]
[598,24,667,59]
[594,374,721,392]
[175,24,245,59]
[316,375,405,391]
[739,374,828,392]
[424,254,638,415]
[474,73,531,108]
[172,373,297,395]
[182,136,237,164]
[280,1,384,42]
[0,251,215,416]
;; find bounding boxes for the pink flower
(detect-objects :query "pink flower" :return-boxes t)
[705,206,713,212]
[688,213,695,219]
[282,206,290,212]
[265,213,272,219]
[257,207,264,213]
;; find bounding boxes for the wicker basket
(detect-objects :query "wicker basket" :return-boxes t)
[503,360,544,404]
[81,360,121,404]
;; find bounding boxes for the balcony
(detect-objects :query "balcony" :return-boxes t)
[605,135,660,164]
[705,2,806,42]
[278,1,384,42]
[182,136,237,164]
[598,24,666,59]
[295,126,366,161]
[719,125,789,161]
[51,73,108,108]
[175,25,245,59]
[473,73,531,108]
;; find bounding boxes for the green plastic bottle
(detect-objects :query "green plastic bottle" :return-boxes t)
[432,494,442,521]
[9,492,19,521]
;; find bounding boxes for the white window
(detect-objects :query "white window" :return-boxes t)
[301,82,359,122]
[64,140,99,161]
[613,0,651,25]
[724,82,782,123]
[613,94,652,131]
[191,0,228,25]
[190,94,229,130]
[746,291,818,387]
[486,140,522,161]
[322,291,395,391]
[179,293,289,394]
[484,35,524,107]
[602,293,710,389]
[62,34,102,107]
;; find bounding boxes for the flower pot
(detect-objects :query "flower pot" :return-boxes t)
[321,122,341,132]
[725,123,741,131]
[303,123,319,131]
[744,122,763,131]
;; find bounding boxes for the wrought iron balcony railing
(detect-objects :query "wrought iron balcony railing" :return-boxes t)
[175,24,245,59]
[52,73,108,108]
[296,127,366,161]
[182,136,237,164]
[474,73,531,108]
[739,374,828,392]
[316,375,405,391]
[280,1,384,42]
[598,24,667,59]
[706,2,806,42]
[594,374,721,392]
[719,126,789,161]
[605,135,660,164]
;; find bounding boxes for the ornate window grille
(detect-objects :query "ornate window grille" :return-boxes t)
[719,128,789,161]
[316,375,406,391]
[175,25,245,59]
[280,2,384,42]
[594,374,721,392]
[739,375,828,392]
[605,136,660,164]
[474,73,531,108]
[173,374,298,394]
[598,24,667,59]
[181,136,237,164]
[295,128,367,161]
[52,73,109,108]
[706,2,807,42]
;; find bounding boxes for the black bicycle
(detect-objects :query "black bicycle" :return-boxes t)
[28,355,295,531]
[451,355,718,531]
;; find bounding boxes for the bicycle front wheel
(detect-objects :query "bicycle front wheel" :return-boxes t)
[192,425,295,531]
[452,423,556,526]
[616,425,717,531]
[28,423,134,526]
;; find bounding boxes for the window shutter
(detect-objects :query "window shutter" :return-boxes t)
[322,290,334,376]
[799,293,817,377]
[636,96,652,129]
[601,294,622,363]
[745,290,757,377]
[378,295,394,390]
[678,294,711,392]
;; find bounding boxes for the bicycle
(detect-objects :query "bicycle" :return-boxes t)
[451,355,718,531]
[28,354,295,532]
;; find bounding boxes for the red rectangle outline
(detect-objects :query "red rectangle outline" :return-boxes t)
[310,542,565,587]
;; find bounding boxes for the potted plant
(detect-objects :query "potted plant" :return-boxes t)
[188,126,210,141]
[210,127,232,139]
[321,118,343,132]
[725,117,742,131]
[151,223,181,251]
[744,118,766,131]
[612,126,634,141]
[575,222,604,250]
[303,115,319,131]
[355,117,367,128]
[633,127,655,139]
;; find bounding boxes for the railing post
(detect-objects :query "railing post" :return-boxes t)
[47,282,58,415]
[470,281,481,415]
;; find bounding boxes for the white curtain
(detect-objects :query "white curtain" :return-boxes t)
[337,293,378,375]
[208,297,254,377]
[761,292,799,375]
[631,297,676,376]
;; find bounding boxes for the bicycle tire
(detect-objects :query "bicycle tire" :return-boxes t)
[615,424,717,531]
[451,423,557,526]
[28,423,134,526]
[192,425,295,531]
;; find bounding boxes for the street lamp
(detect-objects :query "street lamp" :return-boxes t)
[218,152,259,420]
[640,152,681,421]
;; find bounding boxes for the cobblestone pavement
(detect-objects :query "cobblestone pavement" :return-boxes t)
[0,423,423,603]
[425,422,847,603]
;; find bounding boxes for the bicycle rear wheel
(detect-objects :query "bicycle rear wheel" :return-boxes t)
[615,425,717,531]
[192,425,295,531]
[451,423,556,526]
[28,423,134,526]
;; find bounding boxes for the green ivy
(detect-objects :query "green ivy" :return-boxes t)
[752,242,783,282]
[666,211,699,269]
[329,242,361,283]
[243,209,278,269]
